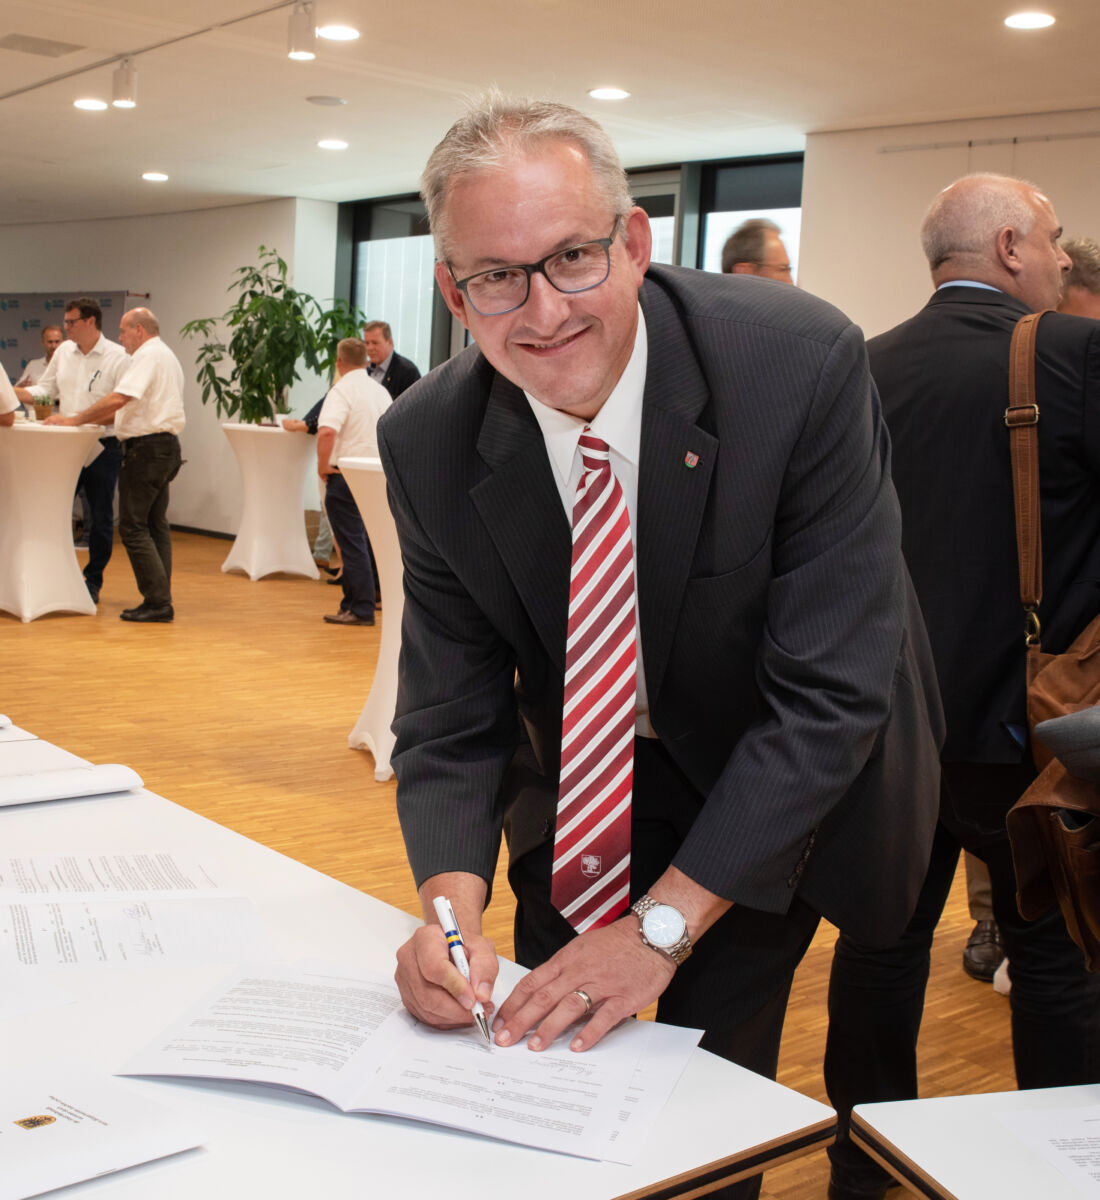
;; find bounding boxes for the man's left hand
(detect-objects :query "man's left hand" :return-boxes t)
[43,414,76,426]
[492,916,675,1053]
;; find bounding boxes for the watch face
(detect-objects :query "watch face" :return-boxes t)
[642,904,686,948]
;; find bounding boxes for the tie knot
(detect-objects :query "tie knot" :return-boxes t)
[578,431,611,473]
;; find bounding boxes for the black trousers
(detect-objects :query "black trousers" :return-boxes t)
[322,472,375,619]
[78,435,121,592]
[119,433,181,608]
[509,736,821,1200]
[825,761,1100,1193]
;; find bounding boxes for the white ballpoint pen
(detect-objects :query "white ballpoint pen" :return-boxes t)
[432,895,492,1046]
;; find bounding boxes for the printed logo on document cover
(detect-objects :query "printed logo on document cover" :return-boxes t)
[14,1115,55,1129]
[581,854,602,878]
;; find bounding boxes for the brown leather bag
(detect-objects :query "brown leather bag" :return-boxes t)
[1003,311,1100,970]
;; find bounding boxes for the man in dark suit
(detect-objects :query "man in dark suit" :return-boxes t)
[825,173,1100,1199]
[362,320,421,399]
[378,97,942,1195]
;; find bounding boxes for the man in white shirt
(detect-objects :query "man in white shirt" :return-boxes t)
[0,361,19,425]
[47,308,185,624]
[15,324,64,389]
[316,337,392,626]
[17,298,129,603]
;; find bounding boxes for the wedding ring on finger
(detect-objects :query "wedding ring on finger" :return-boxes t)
[571,988,593,1015]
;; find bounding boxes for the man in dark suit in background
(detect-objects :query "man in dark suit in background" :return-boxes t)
[825,173,1100,1200]
[362,320,421,399]
[379,95,942,1197]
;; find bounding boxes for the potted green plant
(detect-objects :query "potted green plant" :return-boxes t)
[181,245,364,425]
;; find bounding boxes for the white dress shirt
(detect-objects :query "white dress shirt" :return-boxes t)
[17,356,47,386]
[525,305,655,736]
[113,336,186,440]
[26,335,129,420]
[0,361,18,416]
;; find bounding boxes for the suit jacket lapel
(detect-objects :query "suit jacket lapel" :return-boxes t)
[470,371,571,670]
[636,279,718,708]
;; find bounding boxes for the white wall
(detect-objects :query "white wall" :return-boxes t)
[801,108,1100,338]
[0,197,339,534]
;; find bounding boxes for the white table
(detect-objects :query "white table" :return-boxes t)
[339,456,403,781]
[2,737,837,1199]
[0,424,102,621]
[220,423,319,581]
[851,1084,1100,1198]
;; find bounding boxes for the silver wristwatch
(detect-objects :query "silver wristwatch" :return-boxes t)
[630,894,692,965]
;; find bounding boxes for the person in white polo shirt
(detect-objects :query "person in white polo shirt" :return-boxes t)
[47,308,185,623]
[317,336,392,626]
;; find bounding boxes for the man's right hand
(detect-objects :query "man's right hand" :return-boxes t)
[394,921,499,1029]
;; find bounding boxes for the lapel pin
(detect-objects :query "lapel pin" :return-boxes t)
[683,451,699,469]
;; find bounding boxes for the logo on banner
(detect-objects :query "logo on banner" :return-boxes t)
[14,1115,55,1129]
[581,854,602,878]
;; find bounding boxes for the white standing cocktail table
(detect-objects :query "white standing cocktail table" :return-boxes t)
[220,423,319,581]
[0,423,103,621]
[339,456,403,781]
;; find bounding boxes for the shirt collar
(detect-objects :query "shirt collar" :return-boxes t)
[936,280,1002,293]
[525,305,647,490]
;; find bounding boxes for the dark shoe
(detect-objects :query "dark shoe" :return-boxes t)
[120,604,174,623]
[962,919,1005,982]
[326,572,344,585]
[86,582,100,604]
[323,610,373,625]
[319,563,340,576]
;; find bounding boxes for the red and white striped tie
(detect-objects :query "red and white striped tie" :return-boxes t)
[550,430,636,934]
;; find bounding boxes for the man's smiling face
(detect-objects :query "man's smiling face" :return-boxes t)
[434,139,651,421]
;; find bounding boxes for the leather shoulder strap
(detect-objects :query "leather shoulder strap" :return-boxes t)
[1006,311,1053,632]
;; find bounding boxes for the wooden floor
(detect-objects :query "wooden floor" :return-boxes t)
[3,531,1016,1198]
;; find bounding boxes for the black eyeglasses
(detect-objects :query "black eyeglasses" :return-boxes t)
[448,218,623,316]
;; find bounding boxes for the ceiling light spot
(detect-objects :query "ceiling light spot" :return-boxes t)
[1004,11,1055,28]
[318,138,348,150]
[73,97,108,110]
[588,87,630,101]
[306,95,347,106]
[317,24,360,40]
[142,172,169,182]
[288,1,317,60]
[112,57,137,108]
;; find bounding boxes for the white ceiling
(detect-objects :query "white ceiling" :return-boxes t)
[1,0,1098,226]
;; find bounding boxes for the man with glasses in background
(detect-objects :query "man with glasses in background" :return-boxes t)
[720,217,794,282]
[380,96,941,1198]
[16,297,128,605]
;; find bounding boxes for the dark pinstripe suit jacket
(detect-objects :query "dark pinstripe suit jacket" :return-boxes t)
[377,264,943,947]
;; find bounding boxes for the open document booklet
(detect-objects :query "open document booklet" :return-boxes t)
[119,964,701,1163]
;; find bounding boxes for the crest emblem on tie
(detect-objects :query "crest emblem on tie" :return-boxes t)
[684,451,699,469]
[581,854,602,877]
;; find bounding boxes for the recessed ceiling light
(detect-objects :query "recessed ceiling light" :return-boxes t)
[73,97,108,110]
[306,95,347,106]
[318,138,348,150]
[317,24,359,40]
[1004,11,1055,28]
[142,172,169,182]
[588,87,630,101]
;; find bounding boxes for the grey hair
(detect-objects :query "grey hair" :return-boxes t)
[920,173,1041,271]
[124,306,160,335]
[420,90,634,261]
[1063,236,1100,294]
[720,218,780,274]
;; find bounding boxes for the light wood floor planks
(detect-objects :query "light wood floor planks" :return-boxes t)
[3,531,1017,1198]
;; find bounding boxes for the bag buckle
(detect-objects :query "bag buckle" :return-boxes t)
[1005,404,1040,427]
[1025,607,1041,646]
